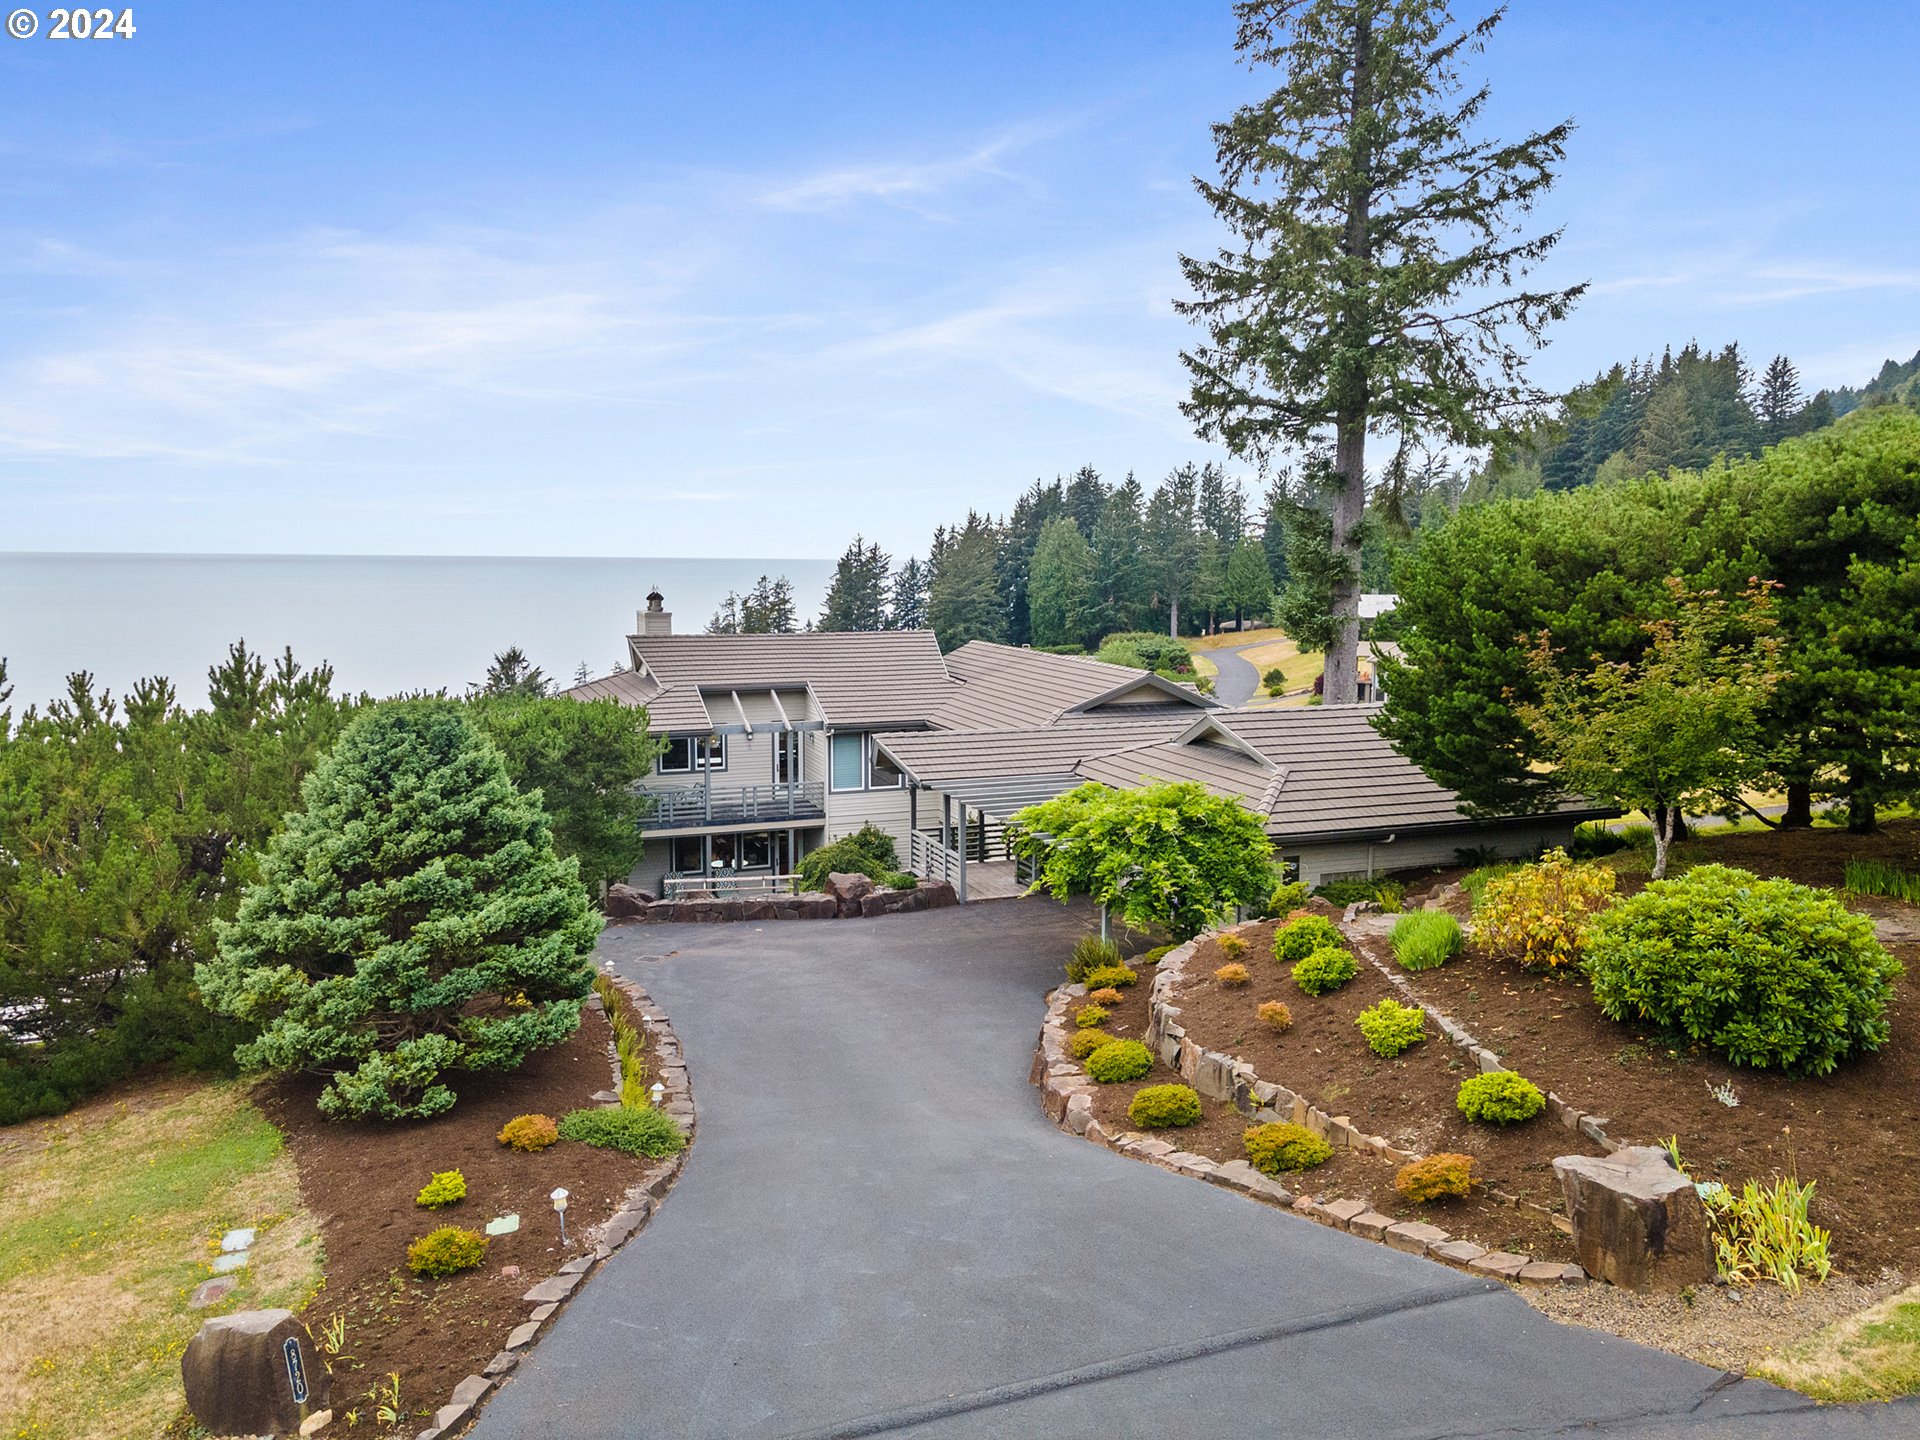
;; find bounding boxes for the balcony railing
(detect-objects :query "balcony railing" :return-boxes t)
[640,780,826,830]
[661,871,803,900]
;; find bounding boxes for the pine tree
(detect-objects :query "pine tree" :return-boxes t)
[889,557,930,630]
[1063,465,1107,535]
[819,536,892,631]
[1757,355,1804,445]
[1028,515,1096,648]
[1145,464,1205,635]
[480,646,549,697]
[200,702,601,1120]
[927,514,1007,652]
[1086,476,1149,639]
[1179,1,1581,703]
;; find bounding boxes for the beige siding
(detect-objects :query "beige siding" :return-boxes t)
[825,783,914,847]
[1284,818,1581,887]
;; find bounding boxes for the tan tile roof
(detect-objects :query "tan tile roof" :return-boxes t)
[933,641,1214,729]
[874,713,1194,784]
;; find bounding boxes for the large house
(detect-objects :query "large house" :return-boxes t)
[566,591,1603,900]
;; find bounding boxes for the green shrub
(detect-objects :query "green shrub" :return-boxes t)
[796,823,900,890]
[1291,946,1357,996]
[407,1225,488,1278]
[1844,857,1920,905]
[1266,879,1309,917]
[1474,849,1616,972]
[1257,999,1292,1031]
[1272,914,1342,963]
[1243,1121,1332,1174]
[415,1169,467,1209]
[1067,1026,1119,1061]
[1141,944,1177,967]
[1080,964,1139,992]
[883,871,920,891]
[1214,963,1251,988]
[1261,665,1288,696]
[1311,878,1403,911]
[1390,910,1463,972]
[1066,935,1123,984]
[1460,862,1519,909]
[498,1112,558,1151]
[1084,1039,1153,1084]
[1456,1071,1545,1125]
[1074,1004,1110,1029]
[1354,999,1426,1058]
[1570,821,1628,859]
[1127,1083,1202,1129]
[558,1105,686,1157]
[1701,1175,1833,1292]
[1585,865,1902,1075]
[1395,1152,1477,1202]
[1217,934,1249,961]
[1095,631,1193,674]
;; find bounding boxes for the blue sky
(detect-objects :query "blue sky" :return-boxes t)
[2,1,1916,561]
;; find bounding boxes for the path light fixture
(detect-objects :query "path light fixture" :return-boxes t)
[551,1187,570,1247]
[641,1014,654,1037]
[650,1082,665,1106]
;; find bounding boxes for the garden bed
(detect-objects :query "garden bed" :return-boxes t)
[257,1002,654,1432]
[1077,926,1591,1265]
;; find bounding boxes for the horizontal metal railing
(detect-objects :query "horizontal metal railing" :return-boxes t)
[641,780,826,829]
[660,871,803,900]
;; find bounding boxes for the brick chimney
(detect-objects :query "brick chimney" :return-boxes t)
[637,588,672,636]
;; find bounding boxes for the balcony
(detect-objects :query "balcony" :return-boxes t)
[640,780,826,831]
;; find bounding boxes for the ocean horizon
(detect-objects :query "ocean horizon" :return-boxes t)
[0,553,837,711]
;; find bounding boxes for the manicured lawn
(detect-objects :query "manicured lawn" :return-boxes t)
[1756,1283,1920,1402]
[1186,626,1290,652]
[0,1081,320,1440]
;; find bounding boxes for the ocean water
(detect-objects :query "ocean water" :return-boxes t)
[0,554,836,710]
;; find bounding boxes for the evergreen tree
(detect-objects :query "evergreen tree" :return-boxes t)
[1086,476,1150,638]
[999,480,1064,646]
[200,702,601,1120]
[1063,465,1107,536]
[819,536,892,631]
[479,646,549,697]
[707,594,743,634]
[1197,463,1246,547]
[1028,515,1096,648]
[572,661,593,687]
[927,514,1007,652]
[889,556,930,630]
[1180,1,1580,702]
[1258,476,1295,590]
[1145,464,1205,635]
[1223,539,1276,630]
[1757,354,1804,445]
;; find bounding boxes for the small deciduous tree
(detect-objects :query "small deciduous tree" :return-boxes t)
[1006,781,1275,939]
[200,701,601,1120]
[1514,579,1782,878]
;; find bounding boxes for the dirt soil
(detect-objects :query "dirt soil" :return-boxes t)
[1080,929,1591,1265]
[262,1002,652,1431]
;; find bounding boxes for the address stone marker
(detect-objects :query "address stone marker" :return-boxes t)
[180,1309,331,1437]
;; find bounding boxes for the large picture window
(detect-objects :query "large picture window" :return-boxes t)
[659,735,727,774]
[829,733,906,791]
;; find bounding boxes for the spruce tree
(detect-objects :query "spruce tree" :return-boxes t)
[1028,515,1096,648]
[1179,1,1581,702]
[480,646,549,697]
[889,557,930,629]
[1087,477,1149,638]
[819,537,891,631]
[1757,355,1804,445]
[927,514,1007,652]
[1223,539,1276,630]
[200,701,601,1120]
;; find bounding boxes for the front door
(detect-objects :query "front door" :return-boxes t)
[773,731,804,785]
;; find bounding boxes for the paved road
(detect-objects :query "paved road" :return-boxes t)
[472,900,1916,1439]
[1203,640,1267,706]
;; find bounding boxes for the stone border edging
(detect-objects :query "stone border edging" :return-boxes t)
[1031,929,1584,1289]
[412,969,696,1440]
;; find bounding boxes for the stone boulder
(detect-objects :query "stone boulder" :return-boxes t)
[824,871,876,917]
[920,881,958,909]
[1554,1146,1712,1292]
[181,1309,331,1437]
[603,883,654,919]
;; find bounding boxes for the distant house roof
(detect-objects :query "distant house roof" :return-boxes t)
[874,712,1195,785]
[565,629,955,733]
[933,641,1216,730]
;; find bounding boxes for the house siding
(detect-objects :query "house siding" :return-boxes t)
[1283,817,1581,887]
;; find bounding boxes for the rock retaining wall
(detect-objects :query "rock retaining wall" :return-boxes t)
[1032,925,1585,1289]
[609,880,957,925]
[409,969,696,1440]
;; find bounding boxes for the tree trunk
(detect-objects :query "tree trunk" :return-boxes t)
[1779,780,1813,829]
[1322,414,1367,705]
[1848,763,1877,833]
[1650,803,1676,881]
[1168,586,1180,638]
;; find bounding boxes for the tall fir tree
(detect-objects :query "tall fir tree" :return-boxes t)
[1223,539,1276,629]
[1757,354,1805,445]
[927,513,1007,652]
[1028,515,1096,648]
[479,645,549,697]
[819,536,892,631]
[1197,463,1247,547]
[998,480,1065,646]
[889,556,930,629]
[1145,464,1205,635]
[1179,0,1581,702]
[1086,475,1150,639]
[1063,465,1108,536]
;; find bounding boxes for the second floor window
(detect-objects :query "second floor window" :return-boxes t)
[829,733,904,792]
[659,735,727,774]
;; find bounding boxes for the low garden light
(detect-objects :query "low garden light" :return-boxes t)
[649,1082,665,1106]
[551,1187,570,1247]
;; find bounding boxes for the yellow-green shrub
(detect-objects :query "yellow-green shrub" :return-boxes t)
[1354,999,1426,1058]
[1067,935,1123,984]
[1291,946,1356,996]
[1074,1004,1110,1029]
[1141,944,1176,967]
[415,1169,467,1209]
[1127,1083,1202,1128]
[1081,964,1139,991]
[1273,914,1342,963]
[1395,1152,1477,1202]
[497,1113,559,1152]
[1218,934,1249,961]
[1258,999,1293,1031]
[1214,962,1251,988]
[1243,1121,1332,1174]
[1456,1071,1545,1125]
[407,1226,488,1278]
[1474,849,1616,973]
[1068,1026,1118,1061]
[1084,1039,1153,1084]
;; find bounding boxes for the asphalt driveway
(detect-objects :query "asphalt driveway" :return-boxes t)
[471,899,1915,1439]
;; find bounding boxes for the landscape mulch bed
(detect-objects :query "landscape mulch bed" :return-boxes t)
[259,1004,650,1429]
[1079,925,1593,1265]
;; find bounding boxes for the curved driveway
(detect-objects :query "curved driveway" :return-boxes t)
[1204,640,1267,706]
[473,900,1914,1439]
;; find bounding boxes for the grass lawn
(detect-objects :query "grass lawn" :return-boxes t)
[1755,1284,1920,1402]
[1186,626,1290,652]
[0,1080,321,1440]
